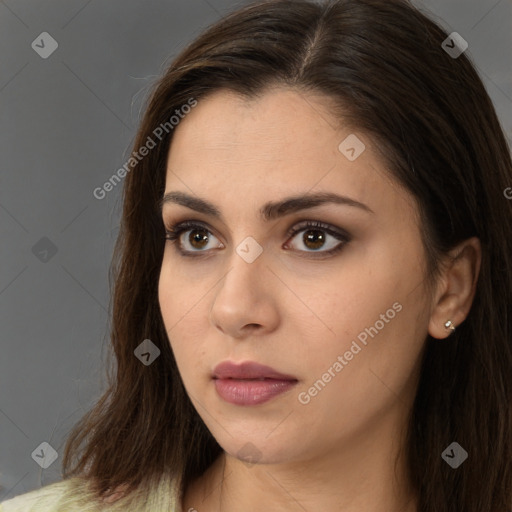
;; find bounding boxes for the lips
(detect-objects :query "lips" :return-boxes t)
[212,360,298,381]
[212,361,299,406]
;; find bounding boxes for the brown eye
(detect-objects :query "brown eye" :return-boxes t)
[165,221,223,255]
[187,228,210,250]
[284,221,350,256]
[165,220,350,258]
[301,229,327,250]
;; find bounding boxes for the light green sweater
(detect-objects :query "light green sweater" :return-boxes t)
[0,473,183,511]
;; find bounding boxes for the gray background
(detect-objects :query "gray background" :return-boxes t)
[1,0,510,501]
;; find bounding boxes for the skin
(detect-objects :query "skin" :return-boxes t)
[157,87,481,512]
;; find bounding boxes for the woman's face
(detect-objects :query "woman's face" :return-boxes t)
[158,87,432,465]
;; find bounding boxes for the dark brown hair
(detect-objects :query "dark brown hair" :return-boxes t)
[61,0,512,510]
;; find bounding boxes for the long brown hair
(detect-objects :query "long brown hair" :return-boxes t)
[61,1,512,510]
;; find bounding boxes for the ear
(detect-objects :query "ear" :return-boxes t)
[428,236,482,340]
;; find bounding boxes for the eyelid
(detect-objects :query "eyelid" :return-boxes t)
[164,220,223,258]
[164,219,222,243]
[285,219,350,242]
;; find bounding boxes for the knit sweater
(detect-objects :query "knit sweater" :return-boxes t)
[0,473,183,511]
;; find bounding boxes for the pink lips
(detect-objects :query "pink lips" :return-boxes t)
[212,360,297,380]
[212,361,298,406]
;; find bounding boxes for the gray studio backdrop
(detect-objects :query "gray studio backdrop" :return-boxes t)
[1,0,510,501]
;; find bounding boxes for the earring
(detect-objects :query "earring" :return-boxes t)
[444,320,456,333]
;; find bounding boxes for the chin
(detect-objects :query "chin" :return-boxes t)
[219,437,303,467]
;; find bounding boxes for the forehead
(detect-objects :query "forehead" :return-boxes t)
[164,87,416,225]
[168,87,343,157]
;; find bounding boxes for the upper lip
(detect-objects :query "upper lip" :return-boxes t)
[212,361,298,381]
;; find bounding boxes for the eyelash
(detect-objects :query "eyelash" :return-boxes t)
[164,220,351,259]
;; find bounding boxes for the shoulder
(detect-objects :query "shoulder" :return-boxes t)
[0,473,183,512]
[0,478,86,511]
[0,477,112,512]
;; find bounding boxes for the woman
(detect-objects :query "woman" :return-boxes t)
[2,0,511,510]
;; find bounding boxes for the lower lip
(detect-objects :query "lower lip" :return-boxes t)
[213,378,298,405]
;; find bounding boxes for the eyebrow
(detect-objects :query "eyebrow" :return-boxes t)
[159,190,374,221]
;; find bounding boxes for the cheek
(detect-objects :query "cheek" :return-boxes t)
[296,245,425,377]
[159,258,200,330]
[158,265,209,368]
[293,290,424,436]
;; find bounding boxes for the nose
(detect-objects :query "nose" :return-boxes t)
[208,246,280,339]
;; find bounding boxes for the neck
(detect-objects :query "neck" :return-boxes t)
[182,406,418,512]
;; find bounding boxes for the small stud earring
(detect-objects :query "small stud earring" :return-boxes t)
[444,320,456,333]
